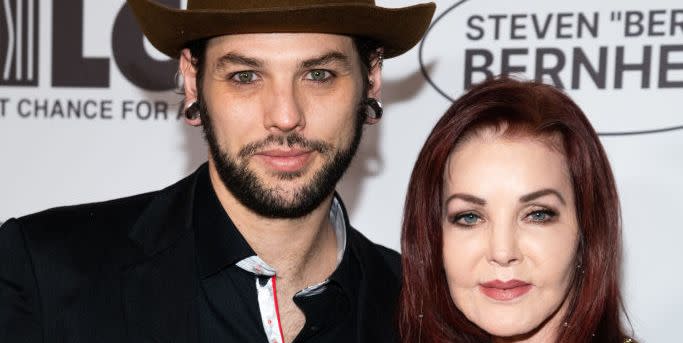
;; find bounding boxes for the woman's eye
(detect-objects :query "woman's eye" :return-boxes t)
[305,69,332,81]
[450,212,482,226]
[526,210,556,223]
[231,71,257,83]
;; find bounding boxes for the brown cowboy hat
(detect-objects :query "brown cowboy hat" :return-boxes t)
[127,0,436,59]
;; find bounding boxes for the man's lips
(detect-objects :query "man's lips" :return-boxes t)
[479,279,533,301]
[254,149,314,173]
[258,149,311,158]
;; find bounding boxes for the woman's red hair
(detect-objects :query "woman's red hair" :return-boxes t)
[399,76,631,342]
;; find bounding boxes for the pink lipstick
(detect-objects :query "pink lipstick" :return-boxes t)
[479,279,532,301]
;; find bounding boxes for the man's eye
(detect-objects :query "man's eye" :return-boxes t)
[449,212,482,226]
[526,210,556,223]
[305,70,332,81]
[231,71,257,83]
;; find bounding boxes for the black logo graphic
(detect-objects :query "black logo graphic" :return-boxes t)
[51,0,178,89]
[0,0,39,86]
[0,0,178,90]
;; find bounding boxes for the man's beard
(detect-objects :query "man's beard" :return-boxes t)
[200,96,366,219]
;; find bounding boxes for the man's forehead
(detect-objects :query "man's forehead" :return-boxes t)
[205,33,358,61]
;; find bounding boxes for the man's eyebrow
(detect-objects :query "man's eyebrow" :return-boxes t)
[301,52,352,69]
[444,193,487,206]
[214,53,264,70]
[519,188,566,205]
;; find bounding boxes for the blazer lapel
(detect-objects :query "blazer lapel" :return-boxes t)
[350,230,402,343]
[122,170,201,343]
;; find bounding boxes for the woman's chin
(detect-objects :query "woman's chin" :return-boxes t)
[476,319,538,340]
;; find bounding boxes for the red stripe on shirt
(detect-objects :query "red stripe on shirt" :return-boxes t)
[272,276,286,343]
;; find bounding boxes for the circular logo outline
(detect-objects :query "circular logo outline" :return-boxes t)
[418,0,683,136]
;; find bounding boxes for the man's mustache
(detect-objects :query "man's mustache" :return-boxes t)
[238,133,332,158]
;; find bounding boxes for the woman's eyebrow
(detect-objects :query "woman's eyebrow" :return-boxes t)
[519,188,566,205]
[445,193,487,206]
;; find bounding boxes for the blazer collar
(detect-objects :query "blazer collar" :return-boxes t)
[324,190,402,342]
[123,165,205,342]
[127,164,201,258]
[192,164,256,278]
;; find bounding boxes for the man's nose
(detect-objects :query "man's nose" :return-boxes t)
[263,81,305,133]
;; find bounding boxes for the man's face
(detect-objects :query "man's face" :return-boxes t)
[194,33,370,218]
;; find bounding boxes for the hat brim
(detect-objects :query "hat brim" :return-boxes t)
[128,0,436,59]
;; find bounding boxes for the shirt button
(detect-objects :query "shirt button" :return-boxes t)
[310,325,319,331]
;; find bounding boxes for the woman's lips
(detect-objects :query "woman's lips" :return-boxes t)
[479,279,533,301]
[255,149,313,173]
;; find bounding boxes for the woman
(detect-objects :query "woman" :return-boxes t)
[399,77,634,342]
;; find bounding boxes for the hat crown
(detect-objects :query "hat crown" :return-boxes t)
[188,0,375,11]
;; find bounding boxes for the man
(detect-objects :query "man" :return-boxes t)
[0,0,434,342]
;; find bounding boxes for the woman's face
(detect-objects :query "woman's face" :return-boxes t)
[442,131,580,341]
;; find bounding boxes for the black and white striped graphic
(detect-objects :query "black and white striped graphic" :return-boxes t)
[0,0,38,86]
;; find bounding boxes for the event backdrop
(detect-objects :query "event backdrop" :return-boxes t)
[1,0,681,340]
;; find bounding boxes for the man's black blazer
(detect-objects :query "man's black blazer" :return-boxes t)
[0,167,401,342]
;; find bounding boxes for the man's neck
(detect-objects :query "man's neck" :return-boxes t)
[208,164,340,341]
[208,165,339,286]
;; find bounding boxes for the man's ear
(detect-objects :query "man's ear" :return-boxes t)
[365,48,383,125]
[179,48,202,126]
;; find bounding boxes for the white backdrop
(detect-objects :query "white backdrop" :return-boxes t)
[1,0,682,341]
